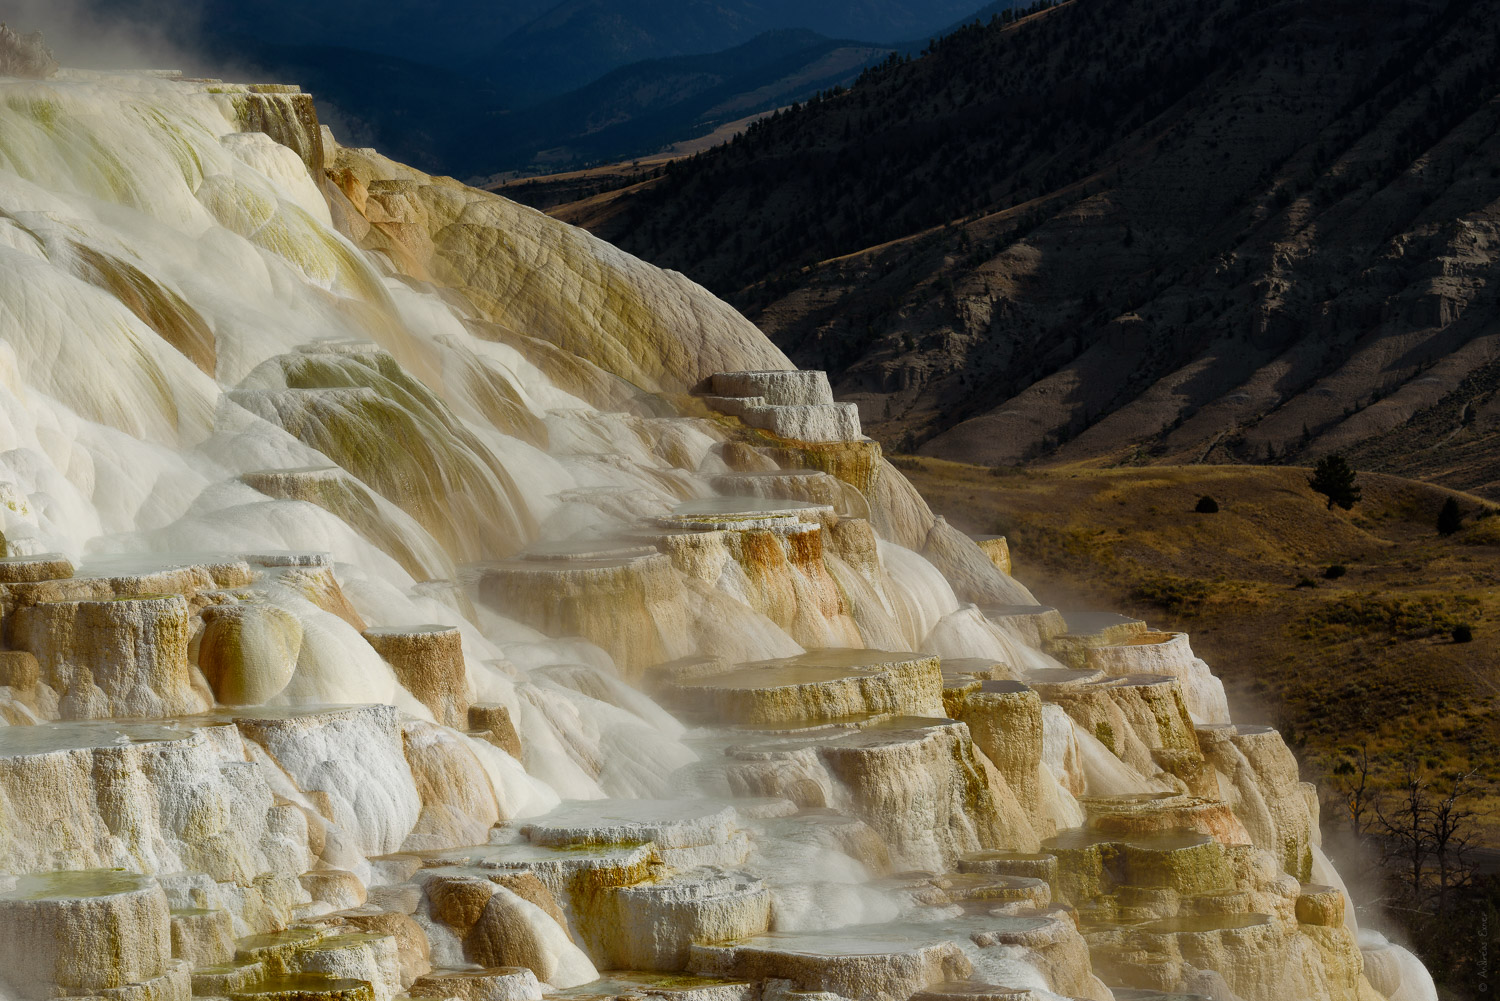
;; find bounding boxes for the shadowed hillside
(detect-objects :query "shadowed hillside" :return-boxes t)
[535,0,1500,498]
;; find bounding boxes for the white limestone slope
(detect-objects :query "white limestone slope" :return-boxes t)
[0,69,1433,1001]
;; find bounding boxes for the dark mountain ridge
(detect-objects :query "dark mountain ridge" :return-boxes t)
[472,0,992,99]
[475,30,893,174]
[70,0,1009,176]
[535,0,1500,498]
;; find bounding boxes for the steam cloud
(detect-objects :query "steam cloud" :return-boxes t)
[3,0,206,72]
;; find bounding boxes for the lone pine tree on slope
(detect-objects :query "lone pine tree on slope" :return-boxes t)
[1309,454,1361,511]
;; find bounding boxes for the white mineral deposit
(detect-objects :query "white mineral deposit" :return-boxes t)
[0,65,1436,1001]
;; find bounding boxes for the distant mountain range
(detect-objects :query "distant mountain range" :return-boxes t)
[469,0,990,100]
[59,0,1004,176]
[472,30,895,176]
[519,0,1500,499]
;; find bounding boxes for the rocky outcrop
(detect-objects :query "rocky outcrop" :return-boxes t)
[703,371,863,444]
[363,625,470,729]
[10,594,209,719]
[477,550,689,681]
[0,870,179,1000]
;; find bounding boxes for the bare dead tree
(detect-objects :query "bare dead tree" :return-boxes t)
[1426,769,1478,911]
[1326,743,1375,839]
[1373,753,1432,910]
[1371,753,1480,917]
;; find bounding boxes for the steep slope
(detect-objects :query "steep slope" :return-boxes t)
[549,0,1500,496]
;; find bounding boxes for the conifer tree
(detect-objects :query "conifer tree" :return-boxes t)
[1308,454,1361,510]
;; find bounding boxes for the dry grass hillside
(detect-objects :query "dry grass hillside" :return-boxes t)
[898,458,1500,838]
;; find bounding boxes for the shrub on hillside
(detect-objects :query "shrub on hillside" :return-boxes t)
[1195,495,1219,513]
[1453,624,1473,643]
[1130,572,1211,614]
[1437,497,1463,536]
[1323,564,1347,580]
[1298,594,1475,641]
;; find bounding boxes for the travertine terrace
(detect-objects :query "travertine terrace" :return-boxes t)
[0,69,1435,1001]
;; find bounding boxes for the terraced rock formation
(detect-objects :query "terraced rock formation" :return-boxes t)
[0,66,1434,1001]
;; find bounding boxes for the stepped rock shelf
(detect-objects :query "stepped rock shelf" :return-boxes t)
[0,67,1432,1001]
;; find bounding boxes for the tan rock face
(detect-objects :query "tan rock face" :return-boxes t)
[983,606,1067,648]
[0,649,40,694]
[1296,885,1345,927]
[909,983,1032,1001]
[605,869,772,970]
[410,967,542,1001]
[1031,672,1205,792]
[972,537,1011,576]
[463,886,597,986]
[402,720,501,849]
[341,909,431,986]
[469,703,523,758]
[1196,723,1319,881]
[945,680,1047,834]
[363,625,470,728]
[11,595,209,719]
[689,931,973,1001]
[711,470,870,521]
[478,552,688,681]
[329,147,792,398]
[0,563,255,635]
[0,870,172,996]
[0,719,299,887]
[1083,631,1229,723]
[281,931,404,1001]
[726,718,1015,869]
[0,553,74,583]
[665,651,943,727]
[170,906,236,966]
[198,602,303,705]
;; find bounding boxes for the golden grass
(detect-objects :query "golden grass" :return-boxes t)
[900,457,1500,839]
